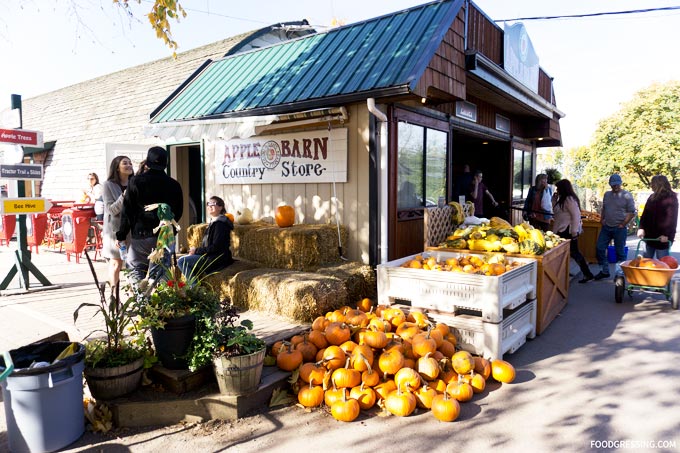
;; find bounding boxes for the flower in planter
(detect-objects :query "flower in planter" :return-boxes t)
[192,303,265,366]
[136,267,223,371]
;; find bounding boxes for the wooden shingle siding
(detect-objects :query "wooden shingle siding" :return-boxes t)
[416,10,466,101]
[538,69,555,104]
[467,4,503,66]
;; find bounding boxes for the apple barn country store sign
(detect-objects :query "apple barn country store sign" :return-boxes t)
[215,128,348,185]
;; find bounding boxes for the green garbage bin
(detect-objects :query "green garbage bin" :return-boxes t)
[1,341,85,453]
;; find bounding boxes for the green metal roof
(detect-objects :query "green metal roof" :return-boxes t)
[151,0,464,123]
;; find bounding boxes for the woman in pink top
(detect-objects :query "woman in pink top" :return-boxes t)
[552,179,594,283]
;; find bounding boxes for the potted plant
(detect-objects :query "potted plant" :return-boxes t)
[197,303,266,395]
[73,251,151,400]
[138,267,221,371]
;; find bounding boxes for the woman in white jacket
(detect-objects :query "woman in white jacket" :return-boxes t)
[102,156,134,288]
[552,178,594,283]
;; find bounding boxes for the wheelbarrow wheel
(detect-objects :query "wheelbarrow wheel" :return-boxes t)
[615,275,625,304]
[671,279,679,310]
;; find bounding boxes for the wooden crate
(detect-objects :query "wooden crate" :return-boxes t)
[508,241,570,335]
[581,219,602,264]
[429,240,570,335]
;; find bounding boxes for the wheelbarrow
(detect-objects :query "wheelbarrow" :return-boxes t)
[614,239,679,309]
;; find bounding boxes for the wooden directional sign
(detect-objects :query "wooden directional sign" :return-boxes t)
[0,164,43,180]
[1,197,53,215]
[0,128,44,147]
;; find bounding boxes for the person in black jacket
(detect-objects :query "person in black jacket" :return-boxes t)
[116,146,183,283]
[178,196,234,285]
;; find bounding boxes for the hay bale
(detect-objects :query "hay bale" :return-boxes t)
[316,261,377,305]
[201,259,261,301]
[234,223,349,270]
[187,223,208,249]
[230,269,348,323]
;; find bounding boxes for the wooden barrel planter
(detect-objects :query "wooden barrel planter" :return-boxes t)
[212,348,265,395]
[84,356,144,400]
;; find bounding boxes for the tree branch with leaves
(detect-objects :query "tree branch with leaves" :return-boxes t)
[114,0,187,56]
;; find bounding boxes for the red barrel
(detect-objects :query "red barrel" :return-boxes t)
[61,208,95,263]
[0,215,16,247]
[27,213,48,253]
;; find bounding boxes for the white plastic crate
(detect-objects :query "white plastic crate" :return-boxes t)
[377,251,537,323]
[428,299,537,361]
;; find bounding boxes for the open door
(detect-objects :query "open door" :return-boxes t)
[169,143,203,251]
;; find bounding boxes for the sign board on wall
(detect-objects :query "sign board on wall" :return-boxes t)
[0,128,44,147]
[455,101,477,122]
[495,114,511,133]
[215,128,348,185]
[503,22,539,93]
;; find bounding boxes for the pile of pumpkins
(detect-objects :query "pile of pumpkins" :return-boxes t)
[399,252,523,276]
[270,299,516,423]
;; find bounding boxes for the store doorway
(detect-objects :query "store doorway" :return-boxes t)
[169,143,204,251]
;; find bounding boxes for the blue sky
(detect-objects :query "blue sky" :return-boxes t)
[1,0,678,149]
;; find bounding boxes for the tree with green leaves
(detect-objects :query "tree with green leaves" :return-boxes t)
[584,81,680,191]
[114,0,186,56]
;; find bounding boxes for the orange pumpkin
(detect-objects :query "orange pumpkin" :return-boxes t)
[451,350,474,374]
[276,343,303,371]
[331,392,361,422]
[349,382,377,410]
[431,392,460,422]
[634,257,670,269]
[275,205,295,227]
[225,213,235,222]
[659,255,678,269]
[446,377,474,402]
[298,380,324,408]
[491,359,516,383]
[384,386,416,417]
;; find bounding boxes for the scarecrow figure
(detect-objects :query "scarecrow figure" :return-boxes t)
[144,203,181,264]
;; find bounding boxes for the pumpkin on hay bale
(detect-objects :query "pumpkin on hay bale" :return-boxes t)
[316,262,377,304]
[235,223,349,271]
[229,269,349,323]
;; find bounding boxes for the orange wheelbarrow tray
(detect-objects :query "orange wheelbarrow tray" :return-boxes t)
[613,239,679,309]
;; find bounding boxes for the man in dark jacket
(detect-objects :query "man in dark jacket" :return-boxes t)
[116,146,183,283]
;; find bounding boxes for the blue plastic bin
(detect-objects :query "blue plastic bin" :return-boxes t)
[608,245,629,263]
[0,342,85,453]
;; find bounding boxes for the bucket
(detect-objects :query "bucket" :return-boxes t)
[212,348,265,395]
[151,314,196,369]
[0,341,85,453]
[608,245,629,263]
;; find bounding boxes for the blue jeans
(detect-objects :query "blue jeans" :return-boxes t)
[643,244,670,259]
[128,236,171,285]
[596,225,628,274]
[177,254,207,286]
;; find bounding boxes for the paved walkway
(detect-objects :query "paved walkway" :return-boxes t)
[1,237,680,452]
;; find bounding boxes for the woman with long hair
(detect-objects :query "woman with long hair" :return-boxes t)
[552,179,594,283]
[178,195,234,285]
[637,175,678,258]
[101,156,135,288]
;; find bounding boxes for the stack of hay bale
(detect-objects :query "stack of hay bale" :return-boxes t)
[185,221,376,323]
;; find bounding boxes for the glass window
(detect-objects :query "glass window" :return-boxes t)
[425,129,447,206]
[397,123,424,209]
[397,122,448,209]
[512,148,533,200]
